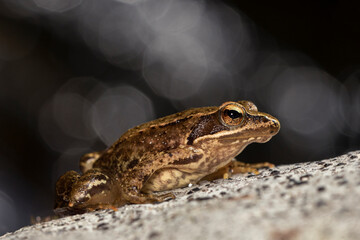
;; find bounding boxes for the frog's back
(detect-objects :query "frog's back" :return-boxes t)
[93,106,218,172]
[122,106,218,139]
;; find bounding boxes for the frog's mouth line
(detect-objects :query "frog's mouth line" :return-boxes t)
[195,134,274,145]
[210,129,278,141]
[222,136,273,143]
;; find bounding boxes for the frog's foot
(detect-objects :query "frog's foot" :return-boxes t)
[79,204,119,212]
[201,160,274,181]
[228,161,274,176]
[124,190,175,205]
[151,192,176,203]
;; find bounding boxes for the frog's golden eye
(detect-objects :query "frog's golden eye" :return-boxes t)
[219,103,245,127]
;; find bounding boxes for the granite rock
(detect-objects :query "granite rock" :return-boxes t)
[2,151,360,240]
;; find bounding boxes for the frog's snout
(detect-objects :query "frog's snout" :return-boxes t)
[258,113,279,134]
[269,116,280,134]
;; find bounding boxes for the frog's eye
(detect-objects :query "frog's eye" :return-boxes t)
[219,103,245,127]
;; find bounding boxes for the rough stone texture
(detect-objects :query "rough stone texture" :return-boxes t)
[2,151,360,240]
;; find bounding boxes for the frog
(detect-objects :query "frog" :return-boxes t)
[54,100,280,213]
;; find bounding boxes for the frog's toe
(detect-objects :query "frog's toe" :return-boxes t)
[155,192,176,201]
[125,190,175,204]
[145,192,175,203]
[229,161,274,175]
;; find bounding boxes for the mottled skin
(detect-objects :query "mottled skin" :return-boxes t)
[55,101,280,213]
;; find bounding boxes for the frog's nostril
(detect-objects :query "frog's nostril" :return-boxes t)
[263,115,280,134]
[265,116,280,127]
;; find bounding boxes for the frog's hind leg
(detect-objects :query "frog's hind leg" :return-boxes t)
[201,160,274,181]
[55,168,124,213]
[79,151,103,173]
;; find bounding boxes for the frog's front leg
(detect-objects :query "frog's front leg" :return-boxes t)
[55,168,125,211]
[120,171,175,204]
[201,159,274,181]
[79,151,103,173]
[55,170,80,209]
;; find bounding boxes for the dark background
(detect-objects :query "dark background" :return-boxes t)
[0,0,359,235]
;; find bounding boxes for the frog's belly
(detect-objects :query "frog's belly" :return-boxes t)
[141,168,204,193]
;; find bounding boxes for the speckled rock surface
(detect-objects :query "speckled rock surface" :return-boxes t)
[2,151,360,240]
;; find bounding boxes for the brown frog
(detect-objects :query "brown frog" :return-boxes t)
[55,101,280,213]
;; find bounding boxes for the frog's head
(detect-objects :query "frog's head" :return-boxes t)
[219,100,280,143]
[187,100,280,150]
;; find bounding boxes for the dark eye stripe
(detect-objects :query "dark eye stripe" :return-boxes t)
[187,114,229,145]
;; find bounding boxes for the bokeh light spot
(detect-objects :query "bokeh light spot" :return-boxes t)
[98,4,150,69]
[270,67,342,149]
[32,0,82,12]
[52,92,96,140]
[137,0,204,34]
[91,85,154,146]
[172,64,236,109]
[143,34,207,100]
[38,77,104,152]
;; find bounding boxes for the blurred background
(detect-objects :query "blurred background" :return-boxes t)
[0,0,359,234]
